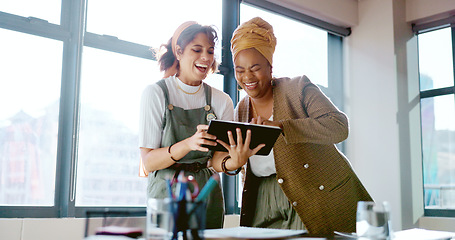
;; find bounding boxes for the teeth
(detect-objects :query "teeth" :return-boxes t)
[196,63,208,68]
[244,82,258,86]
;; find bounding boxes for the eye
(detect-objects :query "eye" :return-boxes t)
[192,48,202,53]
[251,65,261,72]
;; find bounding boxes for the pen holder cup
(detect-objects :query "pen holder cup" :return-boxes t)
[171,199,206,240]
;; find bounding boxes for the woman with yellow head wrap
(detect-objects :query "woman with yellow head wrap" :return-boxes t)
[212,17,372,235]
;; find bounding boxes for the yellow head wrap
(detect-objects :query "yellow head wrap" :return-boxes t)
[231,17,277,66]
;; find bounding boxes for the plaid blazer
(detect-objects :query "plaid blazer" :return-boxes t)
[237,75,372,235]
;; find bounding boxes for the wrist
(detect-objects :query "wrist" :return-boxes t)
[221,155,241,176]
[168,143,180,162]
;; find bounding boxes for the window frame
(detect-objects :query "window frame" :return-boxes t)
[0,0,345,218]
[415,24,455,217]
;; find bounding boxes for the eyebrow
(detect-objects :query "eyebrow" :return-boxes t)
[235,64,260,70]
[192,44,214,49]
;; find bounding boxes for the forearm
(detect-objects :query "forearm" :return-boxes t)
[211,151,230,172]
[281,111,349,144]
[140,140,191,172]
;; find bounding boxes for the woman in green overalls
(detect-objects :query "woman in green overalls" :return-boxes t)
[139,21,234,229]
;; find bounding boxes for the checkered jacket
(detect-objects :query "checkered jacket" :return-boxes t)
[236,75,373,235]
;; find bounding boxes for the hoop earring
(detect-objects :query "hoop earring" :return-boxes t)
[271,78,276,87]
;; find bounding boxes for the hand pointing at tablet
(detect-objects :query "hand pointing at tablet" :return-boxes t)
[250,115,283,130]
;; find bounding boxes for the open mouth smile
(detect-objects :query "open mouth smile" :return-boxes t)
[195,63,208,73]
[243,81,258,90]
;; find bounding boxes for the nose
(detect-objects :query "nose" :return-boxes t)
[244,71,253,80]
[201,51,210,61]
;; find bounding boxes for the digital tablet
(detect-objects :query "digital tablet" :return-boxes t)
[204,120,282,156]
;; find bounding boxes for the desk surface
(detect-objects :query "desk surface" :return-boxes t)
[85,232,350,240]
[88,228,455,240]
[203,227,349,240]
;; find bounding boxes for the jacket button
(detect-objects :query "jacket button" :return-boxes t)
[319,185,325,190]
[292,201,298,206]
[277,178,284,184]
[303,163,309,169]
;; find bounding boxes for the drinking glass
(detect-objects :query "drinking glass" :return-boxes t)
[356,201,393,240]
[147,198,173,240]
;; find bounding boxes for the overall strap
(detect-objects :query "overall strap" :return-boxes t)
[156,79,170,131]
[202,83,217,122]
[203,82,212,106]
[157,79,170,106]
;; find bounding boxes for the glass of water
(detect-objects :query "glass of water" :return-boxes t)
[356,201,393,240]
[147,198,173,240]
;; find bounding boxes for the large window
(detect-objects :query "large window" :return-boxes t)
[0,29,62,207]
[0,0,344,217]
[0,0,61,25]
[75,0,223,208]
[76,47,154,207]
[0,0,225,217]
[417,26,455,216]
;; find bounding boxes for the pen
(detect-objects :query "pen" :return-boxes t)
[195,173,220,202]
[188,174,220,217]
[165,175,176,230]
[165,175,173,199]
[173,172,188,240]
[176,172,188,201]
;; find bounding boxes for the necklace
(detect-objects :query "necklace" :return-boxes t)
[250,97,273,120]
[250,98,259,119]
[176,81,203,95]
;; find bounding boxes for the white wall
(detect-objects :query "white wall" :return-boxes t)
[266,0,359,27]
[344,0,455,232]
[345,0,403,230]
[0,218,86,240]
[406,0,455,23]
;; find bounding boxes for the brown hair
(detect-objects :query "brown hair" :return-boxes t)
[156,24,219,75]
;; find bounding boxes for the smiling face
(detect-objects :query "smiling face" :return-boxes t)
[175,32,215,85]
[234,48,273,100]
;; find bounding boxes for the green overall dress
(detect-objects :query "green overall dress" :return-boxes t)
[147,79,224,229]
